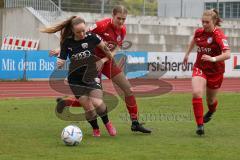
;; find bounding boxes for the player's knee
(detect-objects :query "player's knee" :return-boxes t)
[206,98,215,105]
[192,90,203,98]
[78,97,88,105]
[123,87,134,96]
[91,98,104,107]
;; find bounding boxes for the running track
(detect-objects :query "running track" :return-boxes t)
[0,78,239,99]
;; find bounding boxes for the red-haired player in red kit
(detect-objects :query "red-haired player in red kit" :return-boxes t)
[51,5,151,133]
[183,9,231,135]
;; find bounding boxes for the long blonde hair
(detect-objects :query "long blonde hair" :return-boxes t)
[40,16,85,45]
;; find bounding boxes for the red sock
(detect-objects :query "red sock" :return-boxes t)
[125,95,138,120]
[192,98,204,125]
[64,97,81,107]
[207,100,218,113]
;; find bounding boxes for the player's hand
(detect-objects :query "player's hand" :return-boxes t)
[96,59,105,71]
[57,58,65,69]
[183,55,189,67]
[105,41,117,51]
[49,49,60,57]
[201,54,213,62]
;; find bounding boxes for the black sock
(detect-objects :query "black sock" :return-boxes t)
[96,107,109,125]
[88,119,99,129]
[101,114,109,125]
[85,110,99,129]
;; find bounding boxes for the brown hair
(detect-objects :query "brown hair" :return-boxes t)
[40,16,85,44]
[112,5,128,15]
[203,9,222,26]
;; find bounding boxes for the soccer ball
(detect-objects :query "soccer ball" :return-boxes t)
[61,125,83,146]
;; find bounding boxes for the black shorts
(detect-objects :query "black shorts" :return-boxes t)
[68,59,101,98]
[68,78,102,99]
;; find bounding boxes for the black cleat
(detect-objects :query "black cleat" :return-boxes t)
[196,125,204,136]
[204,111,214,123]
[56,97,66,113]
[131,121,152,133]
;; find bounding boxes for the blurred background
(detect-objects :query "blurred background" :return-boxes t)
[0,0,239,80]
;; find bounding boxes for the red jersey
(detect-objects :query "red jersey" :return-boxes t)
[194,27,230,75]
[89,18,127,58]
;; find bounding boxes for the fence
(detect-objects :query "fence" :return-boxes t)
[4,0,62,24]
[4,0,158,16]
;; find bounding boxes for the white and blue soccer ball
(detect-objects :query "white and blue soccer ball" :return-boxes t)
[61,125,83,146]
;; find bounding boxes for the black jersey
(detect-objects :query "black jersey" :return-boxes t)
[59,32,101,84]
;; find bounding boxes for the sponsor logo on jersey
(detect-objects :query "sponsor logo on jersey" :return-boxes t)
[222,39,229,47]
[81,43,88,49]
[207,37,213,44]
[197,47,211,54]
[71,50,91,60]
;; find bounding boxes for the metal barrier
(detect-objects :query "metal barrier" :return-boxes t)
[4,0,62,24]
[4,0,158,16]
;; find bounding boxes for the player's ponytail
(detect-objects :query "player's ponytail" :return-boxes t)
[40,16,85,45]
[212,9,222,26]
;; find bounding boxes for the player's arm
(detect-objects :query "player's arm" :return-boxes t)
[97,42,120,63]
[96,41,118,71]
[183,38,195,65]
[97,41,114,60]
[49,48,60,57]
[216,49,231,61]
[201,49,230,62]
[202,32,231,62]
[57,41,68,69]
[110,44,120,57]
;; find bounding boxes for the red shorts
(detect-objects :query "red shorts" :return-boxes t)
[101,59,122,79]
[192,67,223,89]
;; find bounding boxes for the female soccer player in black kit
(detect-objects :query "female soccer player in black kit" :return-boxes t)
[41,16,117,137]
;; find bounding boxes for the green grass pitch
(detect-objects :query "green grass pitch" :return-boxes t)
[0,93,240,160]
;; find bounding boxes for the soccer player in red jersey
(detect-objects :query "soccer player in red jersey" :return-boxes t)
[183,9,231,135]
[51,5,151,133]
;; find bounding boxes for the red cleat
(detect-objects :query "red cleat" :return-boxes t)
[105,121,117,136]
[92,129,101,137]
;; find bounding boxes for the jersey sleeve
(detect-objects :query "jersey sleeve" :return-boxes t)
[214,30,230,51]
[59,40,69,60]
[91,33,102,46]
[193,28,200,42]
[89,20,106,34]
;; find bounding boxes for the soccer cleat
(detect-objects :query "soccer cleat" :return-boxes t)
[196,125,204,136]
[105,121,117,136]
[92,129,101,137]
[131,121,152,133]
[204,111,214,123]
[56,97,66,113]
